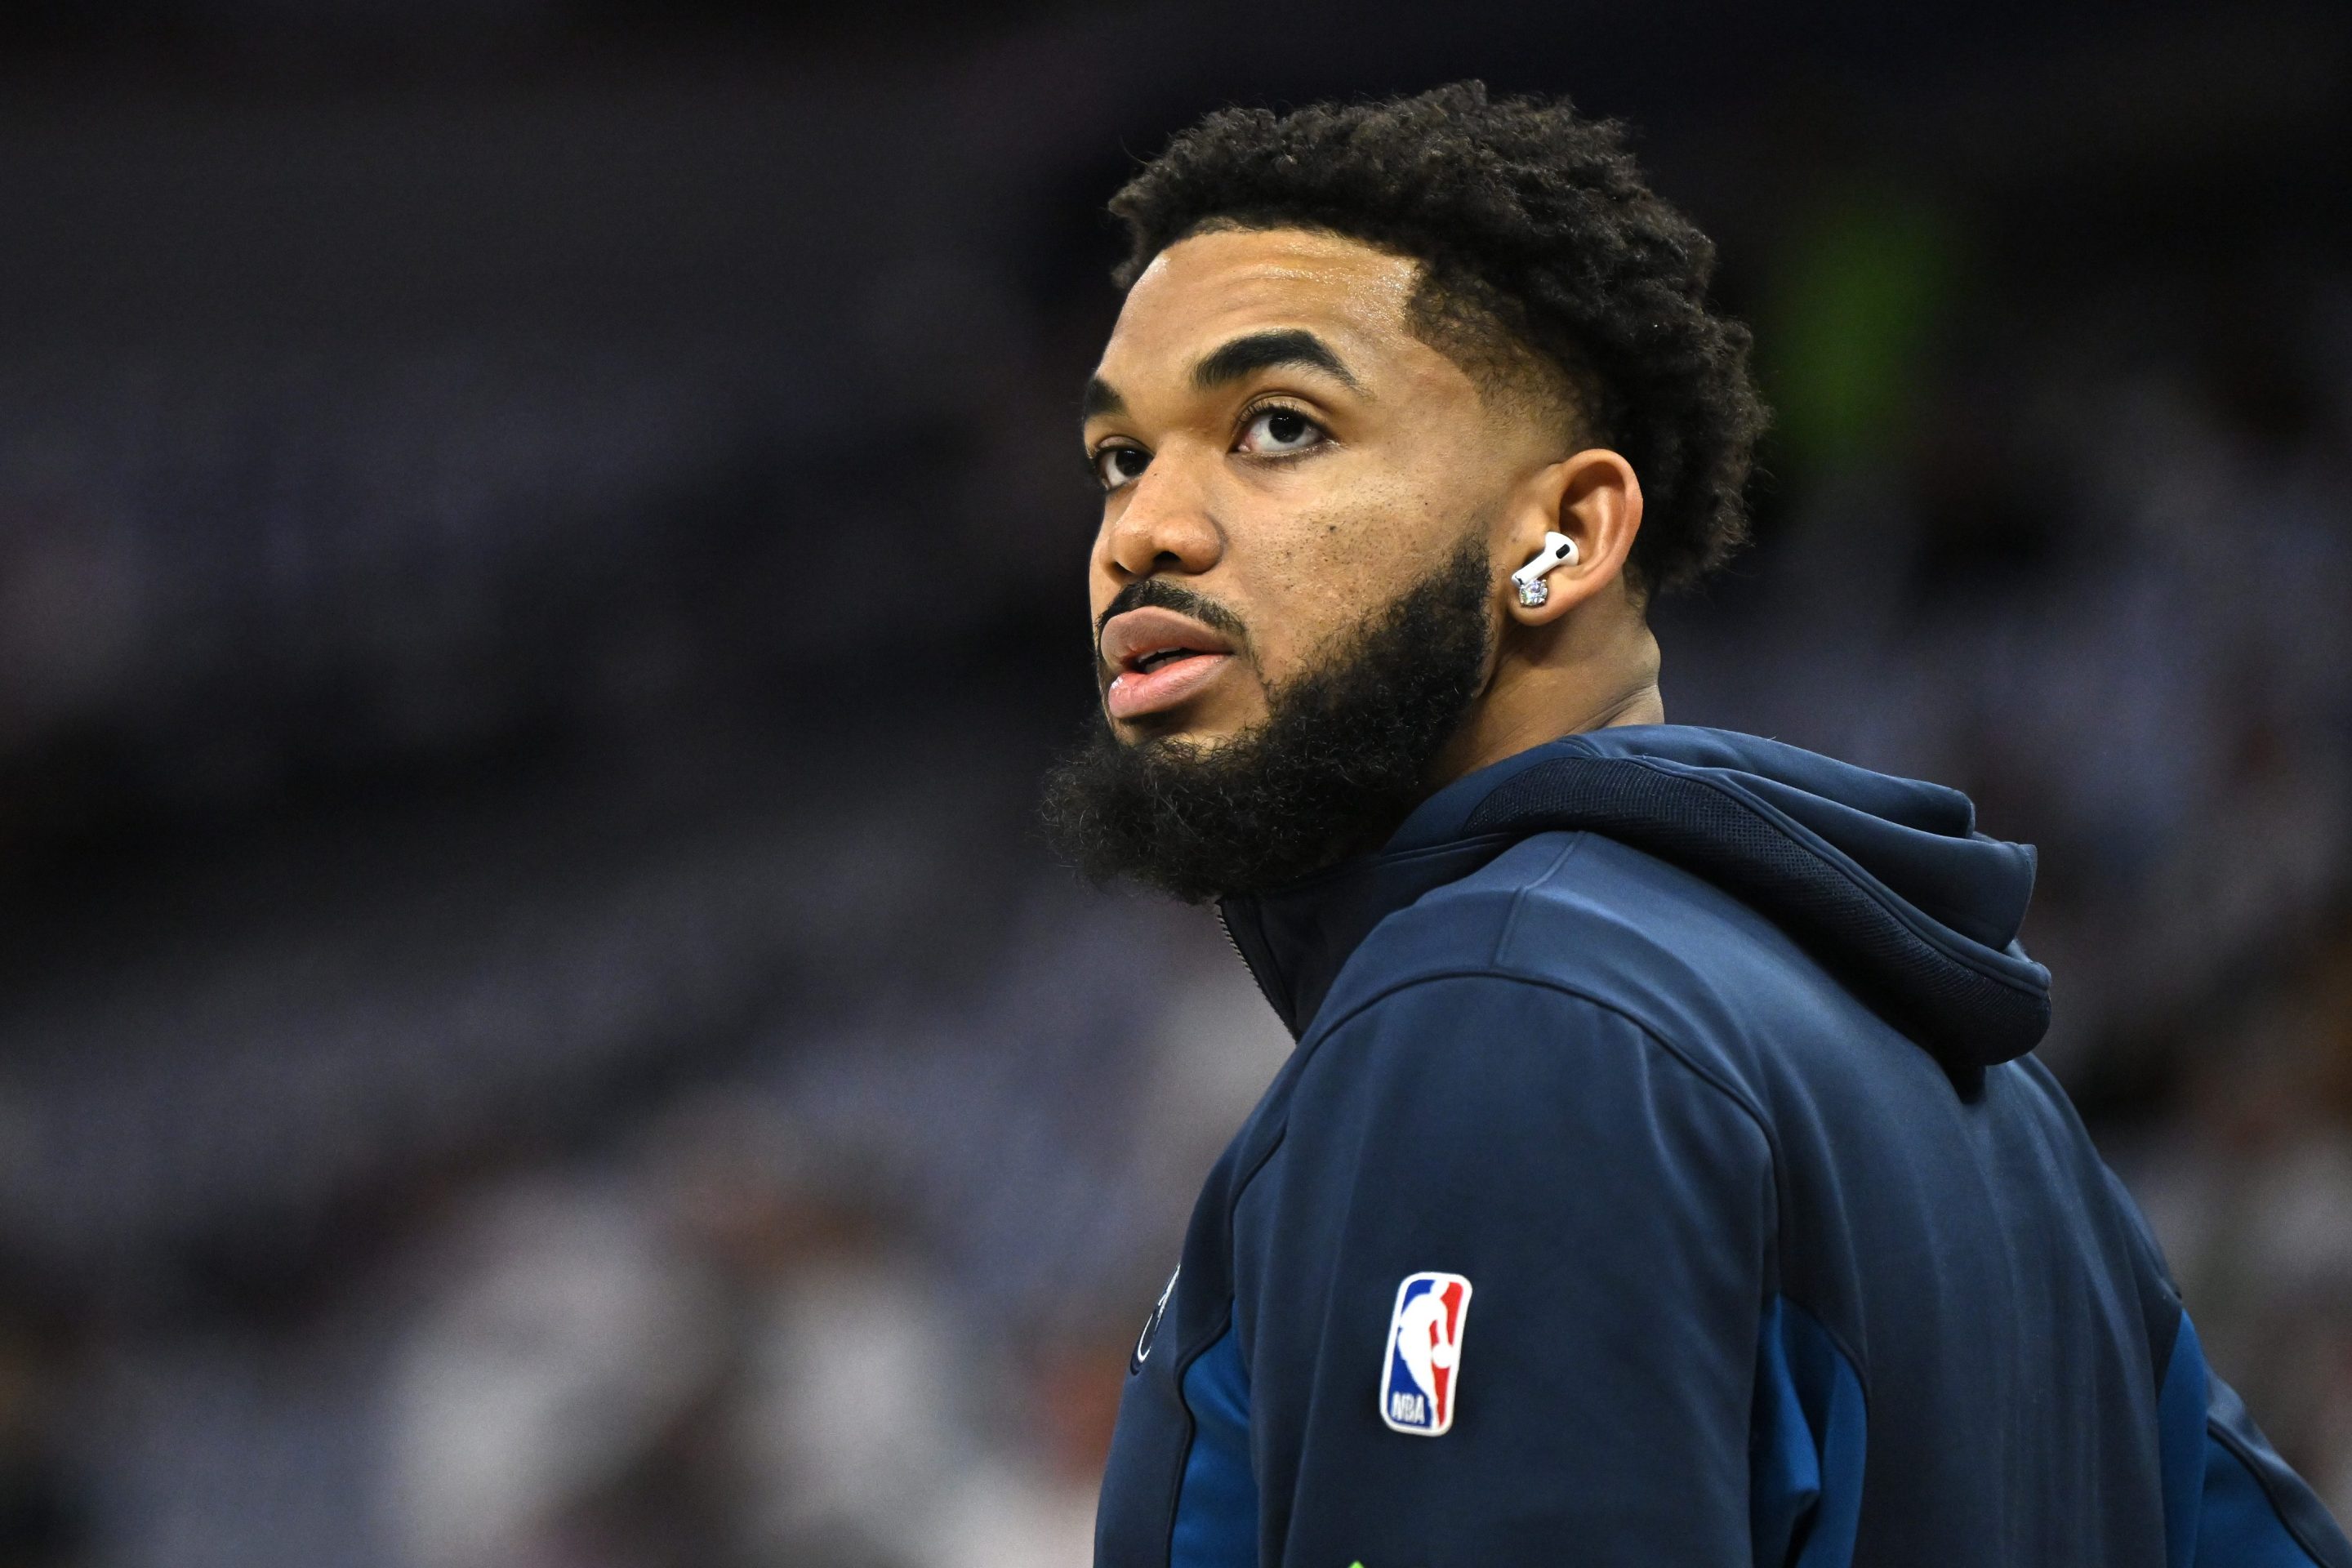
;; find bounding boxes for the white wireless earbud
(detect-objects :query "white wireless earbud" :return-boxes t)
[1511,532,1579,608]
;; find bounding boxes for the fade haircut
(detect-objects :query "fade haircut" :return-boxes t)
[1108,81,1767,595]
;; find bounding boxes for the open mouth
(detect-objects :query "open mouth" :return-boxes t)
[1130,647,1209,675]
[1100,606,1239,722]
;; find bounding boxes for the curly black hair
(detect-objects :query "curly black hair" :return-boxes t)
[1108,82,1766,595]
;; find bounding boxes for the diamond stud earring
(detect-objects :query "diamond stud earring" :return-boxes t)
[1516,577,1550,608]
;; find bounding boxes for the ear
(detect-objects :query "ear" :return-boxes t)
[1498,448,1644,627]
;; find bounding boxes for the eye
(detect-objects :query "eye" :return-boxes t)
[1237,405,1327,457]
[1095,444,1151,491]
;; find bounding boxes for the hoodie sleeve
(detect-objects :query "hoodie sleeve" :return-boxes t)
[1232,973,1775,1568]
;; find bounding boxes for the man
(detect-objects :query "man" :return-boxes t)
[1041,83,2352,1567]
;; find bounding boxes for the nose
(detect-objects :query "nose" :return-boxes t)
[1098,448,1223,584]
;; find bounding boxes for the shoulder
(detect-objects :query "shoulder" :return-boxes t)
[1227,969,1777,1312]
[1315,828,1817,1097]
[1337,830,1799,1000]
[1284,965,1775,1199]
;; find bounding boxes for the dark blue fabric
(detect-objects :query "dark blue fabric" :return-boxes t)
[1239,977,1767,1566]
[2200,1441,2325,1568]
[1096,727,2351,1568]
[2162,1312,2211,1568]
[1171,1327,1256,1568]
[1459,733,2050,1065]
[1751,1297,1868,1568]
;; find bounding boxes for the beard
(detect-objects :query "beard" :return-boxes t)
[1040,538,1493,903]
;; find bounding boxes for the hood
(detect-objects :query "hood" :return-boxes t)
[1216,726,2051,1069]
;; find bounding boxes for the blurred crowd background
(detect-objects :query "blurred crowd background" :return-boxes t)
[0,2,2348,1564]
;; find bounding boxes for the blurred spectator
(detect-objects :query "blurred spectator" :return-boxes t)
[388,1175,728,1568]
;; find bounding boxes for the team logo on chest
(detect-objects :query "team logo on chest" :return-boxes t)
[1379,1271,1472,1435]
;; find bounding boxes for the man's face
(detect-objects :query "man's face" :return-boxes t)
[1082,227,1537,748]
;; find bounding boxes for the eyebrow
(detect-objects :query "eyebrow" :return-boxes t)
[1192,328,1363,394]
[1081,376,1125,421]
[1079,327,1365,428]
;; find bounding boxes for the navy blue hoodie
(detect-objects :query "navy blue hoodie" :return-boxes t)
[1094,726,2352,1568]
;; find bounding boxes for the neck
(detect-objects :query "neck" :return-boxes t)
[1429,617,1664,786]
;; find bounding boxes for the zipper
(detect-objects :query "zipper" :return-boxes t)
[1216,904,1281,1018]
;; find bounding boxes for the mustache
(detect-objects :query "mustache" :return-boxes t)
[1093,578,1250,649]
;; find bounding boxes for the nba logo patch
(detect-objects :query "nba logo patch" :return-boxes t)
[1379,1272,1472,1436]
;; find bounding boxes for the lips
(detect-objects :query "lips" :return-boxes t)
[1100,605,1237,722]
